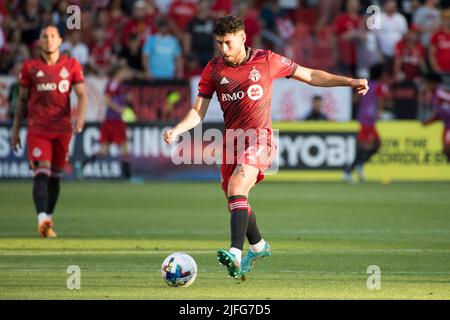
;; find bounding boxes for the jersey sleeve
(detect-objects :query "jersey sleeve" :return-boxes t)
[72,59,84,84]
[19,60,31,87]
[197,61,215,98]
[268,51,297,80]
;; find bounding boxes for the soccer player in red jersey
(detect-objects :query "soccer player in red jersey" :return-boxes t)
[10,25,87,238]
[163,16,369,279]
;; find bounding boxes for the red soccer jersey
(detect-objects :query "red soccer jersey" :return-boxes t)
[430,30,450,72]
[19,54,84,134]
[394,39,425,80]
[198,48,297,130]
[168,0,197,30]
[334,13,361,65]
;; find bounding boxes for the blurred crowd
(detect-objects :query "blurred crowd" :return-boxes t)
[1,0,450,120]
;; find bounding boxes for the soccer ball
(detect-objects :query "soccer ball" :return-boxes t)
[161,252,197,287]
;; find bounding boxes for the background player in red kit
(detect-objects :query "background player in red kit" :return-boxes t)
[76,66,134,180]
[163,16,369,279]
[10,25,87,238]
[422,74,450,162]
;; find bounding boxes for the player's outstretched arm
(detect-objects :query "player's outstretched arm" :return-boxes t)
[163,96,211,144]
[292,65,369,96]
[10,86,29,152]
[73,82,88,134]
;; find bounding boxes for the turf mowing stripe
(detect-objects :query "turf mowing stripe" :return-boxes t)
[1,248,450,255]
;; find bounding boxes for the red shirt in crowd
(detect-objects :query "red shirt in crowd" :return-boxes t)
[334,13,362,65]
[168,0,197,31]
[394,39,425,80]
[430,30,450,72]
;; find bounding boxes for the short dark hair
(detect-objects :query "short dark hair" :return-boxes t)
[369,63,385,81]
[214,16,245,36]
[40,24,61,36]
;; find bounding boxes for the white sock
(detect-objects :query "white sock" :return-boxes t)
[229,247,242,264]
[250,239,266,253]
[37,212,48,224]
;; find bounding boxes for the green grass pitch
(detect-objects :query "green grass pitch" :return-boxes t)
[0,181,449,299]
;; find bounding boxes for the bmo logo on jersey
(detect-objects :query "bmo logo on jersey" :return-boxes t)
[221,91,245,101]
[37,83,57,91]
[220,85,264,102]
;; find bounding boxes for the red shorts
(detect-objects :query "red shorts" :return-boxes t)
[100,119,127,145]
[220,129,276,193]
[27,130,72,169]
[444,128,450,146]
[357,125,380,145]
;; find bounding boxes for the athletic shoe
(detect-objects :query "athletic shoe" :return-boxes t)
[74,161,83,180]
[355,164,367,182]
[217,249,241,278]
[342,171,355,184]
[240,242,272,276]
[38,219,57,238]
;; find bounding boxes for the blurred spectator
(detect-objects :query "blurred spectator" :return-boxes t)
[17,0,42,46]
[142,17,183,80]
[236,0,262,48]
[285,23,314,68]
[0,23,5,51]
[355,15,384,79]
[314,0,343,35]
[7,61,22,121]
[168,0,197,38]
[51,0,69,38]
[89,29,117,76]
[184,53,203,78]
[374,0,408,74]
[429,9,450,74]
[211,0,232,18]
[121,0,158,47]
[260,0,285,51]
[95,9,121,52]
[119,32,144,71]
[393,25,426,83]
[412,0,442,47]
[398,0,422,23]
[184,0,215,68]
[311,24,337,72]
[304,95,329,120]
[0,29,30,74]
[61,31,90,66]
[334,0,362,77]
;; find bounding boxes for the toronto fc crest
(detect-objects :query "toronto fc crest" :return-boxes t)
[249,67,261,82]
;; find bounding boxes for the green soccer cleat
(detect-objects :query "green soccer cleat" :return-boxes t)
[217,249,241,278]
[240,242,272,276]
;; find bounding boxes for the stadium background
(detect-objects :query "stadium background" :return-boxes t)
[0,0,450,301]
[1,0,450,181]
